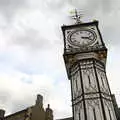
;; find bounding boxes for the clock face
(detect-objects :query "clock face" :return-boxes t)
[67,29,97,47]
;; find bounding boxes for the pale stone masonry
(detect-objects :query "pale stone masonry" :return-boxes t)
[0,94,53,120]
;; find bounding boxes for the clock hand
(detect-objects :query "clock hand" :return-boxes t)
[88,37,93,41]
[81,36,92,41]
[81,37,88,39]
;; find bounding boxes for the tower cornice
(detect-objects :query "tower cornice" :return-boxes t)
[62,20,98,30]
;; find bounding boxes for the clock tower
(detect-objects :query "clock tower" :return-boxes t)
[61,18,117,120]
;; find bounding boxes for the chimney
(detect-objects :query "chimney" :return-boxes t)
[36,94,43,107]
[45,104,53,120]
[0,109,5,120]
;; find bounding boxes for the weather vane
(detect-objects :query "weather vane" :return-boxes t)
[70,9,83,24]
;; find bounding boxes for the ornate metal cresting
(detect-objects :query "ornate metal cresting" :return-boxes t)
[62,18,117,120]
[70,9,83,24]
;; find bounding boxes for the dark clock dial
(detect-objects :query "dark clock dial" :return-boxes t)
[67,29,97,47]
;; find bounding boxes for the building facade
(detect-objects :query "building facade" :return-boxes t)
[0,94,53,120]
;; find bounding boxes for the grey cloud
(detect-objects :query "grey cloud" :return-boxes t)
[103,26,120,46]
[0,0,113,21]
[0,90,11,104]
[85,0,112,13]
[0,0,28,20]
[65,0,112,14]
[11,97,33,113]
[12,28,52,50]
[44,0,67,10]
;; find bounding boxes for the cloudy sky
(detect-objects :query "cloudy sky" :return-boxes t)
[0,0,120,119]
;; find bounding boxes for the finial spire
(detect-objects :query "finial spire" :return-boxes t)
[70,9,83,24]
[48,104,50,108]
